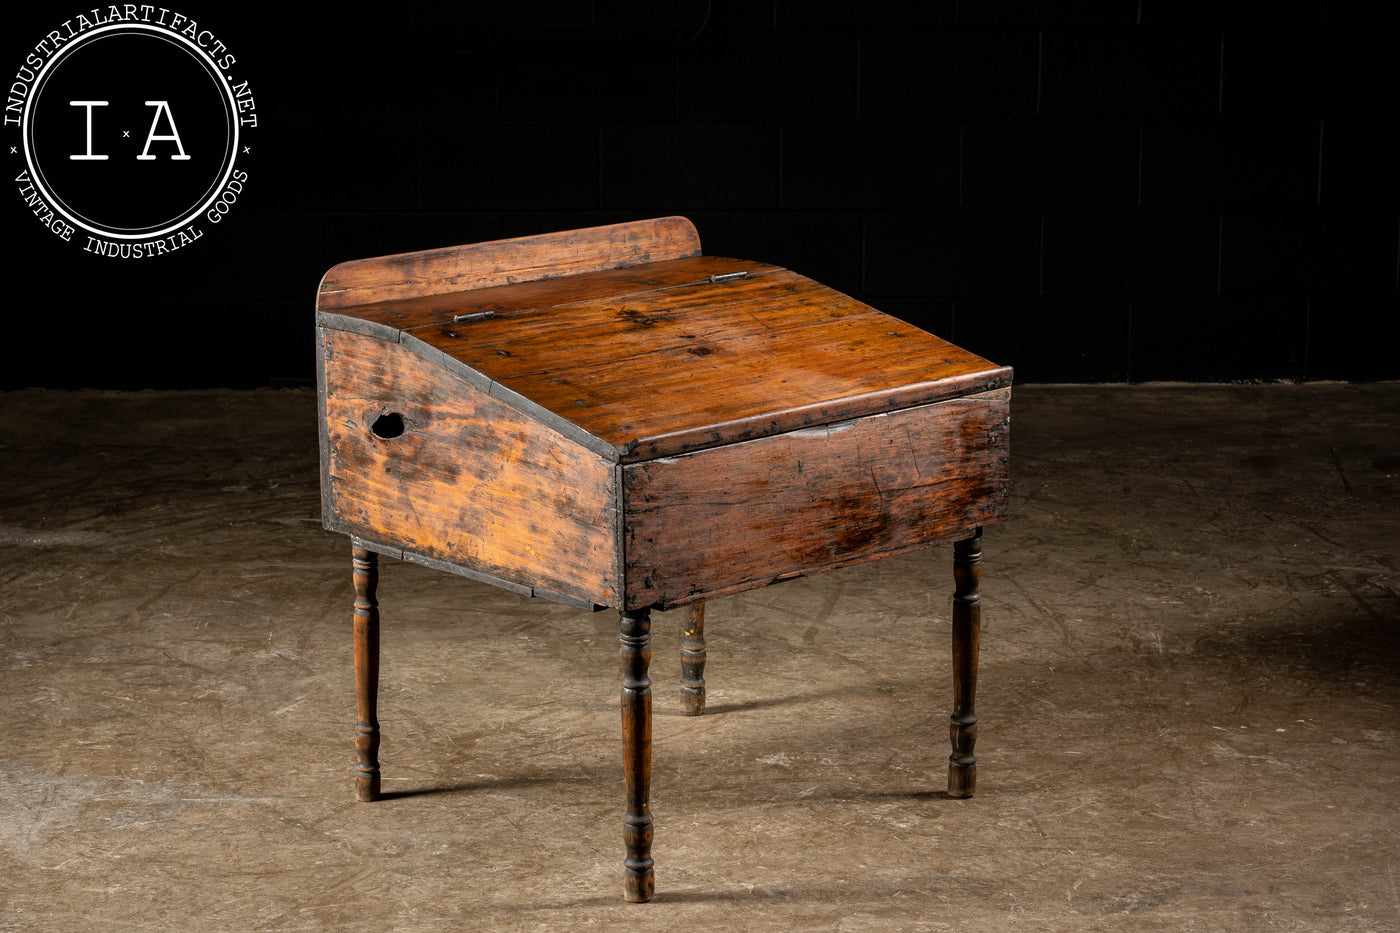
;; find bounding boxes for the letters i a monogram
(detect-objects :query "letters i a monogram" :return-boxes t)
[68,100,190,161]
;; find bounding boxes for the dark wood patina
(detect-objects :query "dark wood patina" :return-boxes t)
[315,216,1012,902]
[350,547,380,802]
[679,601,707,716]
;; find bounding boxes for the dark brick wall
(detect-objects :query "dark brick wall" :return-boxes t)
[5,1,1396,388]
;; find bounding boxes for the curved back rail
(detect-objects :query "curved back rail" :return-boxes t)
[316,216,703,311]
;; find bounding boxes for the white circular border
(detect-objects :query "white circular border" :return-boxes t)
[21,21,241,241]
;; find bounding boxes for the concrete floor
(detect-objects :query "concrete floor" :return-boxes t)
[1,383,1397,931]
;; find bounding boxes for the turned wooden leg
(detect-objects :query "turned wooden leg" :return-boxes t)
[352,547,382,802]
[620,606,654,902]
[948,530,981,798]
[679,601,707,716]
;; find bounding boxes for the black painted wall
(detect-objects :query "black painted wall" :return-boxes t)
[5,1,1396,388]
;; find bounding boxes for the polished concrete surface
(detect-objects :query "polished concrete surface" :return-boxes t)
[2,384,1397,931]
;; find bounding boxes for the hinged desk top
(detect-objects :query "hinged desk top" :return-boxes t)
[317,217,1011,464]
[316,217,1011,611]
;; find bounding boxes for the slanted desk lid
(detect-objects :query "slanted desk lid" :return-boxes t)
[317,219,1010,463]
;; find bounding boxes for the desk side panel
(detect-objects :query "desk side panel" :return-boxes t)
[623,390,1010,610]
[320,328,619,607]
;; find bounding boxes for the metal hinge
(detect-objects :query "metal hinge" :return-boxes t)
[709,271,748,284]
[451,310,496,323]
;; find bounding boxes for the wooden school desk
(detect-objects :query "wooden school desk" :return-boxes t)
[314,217,1011,902]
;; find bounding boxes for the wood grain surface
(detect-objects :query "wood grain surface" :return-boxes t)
[317,216,702,311]
[424,265,1010,460]
[318,218,1011,463]
[320,328,618,607]
[321,255,780,334]
[622,390,1010,609]
[325,268,1008,463]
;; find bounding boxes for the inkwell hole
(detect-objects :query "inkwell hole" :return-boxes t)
[371,412,405,439]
